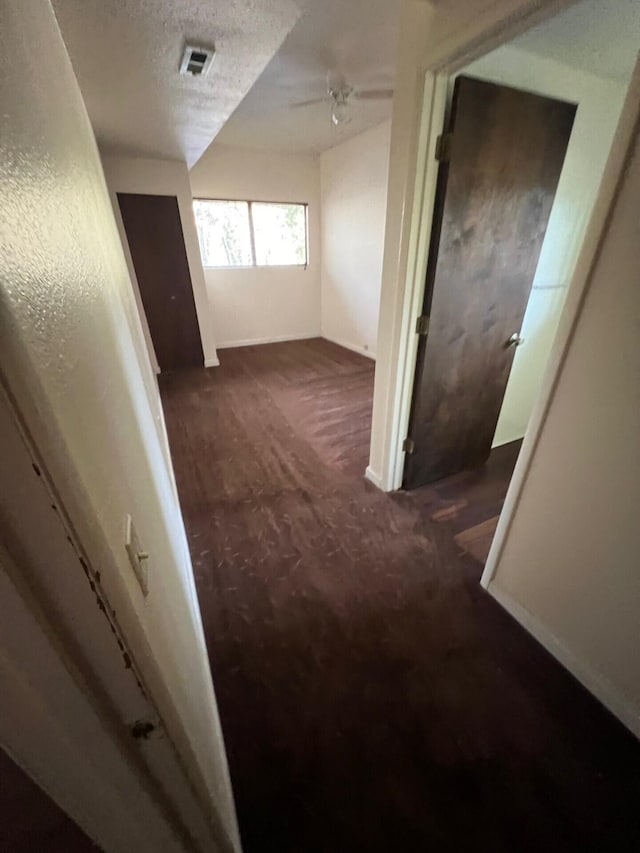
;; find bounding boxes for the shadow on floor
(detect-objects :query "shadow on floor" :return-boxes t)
[0,748,99,852]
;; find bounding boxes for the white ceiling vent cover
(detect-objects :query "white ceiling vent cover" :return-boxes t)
[180,44,215,77]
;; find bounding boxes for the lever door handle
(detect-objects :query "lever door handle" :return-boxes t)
[506,332,524,348]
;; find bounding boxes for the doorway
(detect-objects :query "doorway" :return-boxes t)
[404,76,576,488]
[400,0,637,493]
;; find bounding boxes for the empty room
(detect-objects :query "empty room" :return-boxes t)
[1,1,639,852]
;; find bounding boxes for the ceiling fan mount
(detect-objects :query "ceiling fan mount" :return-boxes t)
[328,81,354,125]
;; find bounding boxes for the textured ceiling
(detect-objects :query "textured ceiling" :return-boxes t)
[514,0,640,81]
[51,0,303,166]
[212,0,401,155]
[53,0,636,165]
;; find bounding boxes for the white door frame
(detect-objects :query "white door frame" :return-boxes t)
[380,1,640,524]
[383,1,581,493]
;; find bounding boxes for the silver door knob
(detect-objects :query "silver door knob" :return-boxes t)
[506,332,524,348]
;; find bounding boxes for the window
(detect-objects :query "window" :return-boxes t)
[193,199,308,268]
[252,202,307,266]
[193,200,253,268]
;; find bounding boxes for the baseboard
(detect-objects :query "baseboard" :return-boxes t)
[204,355,220,368]
[364,466,384,490]
[487,582,640,739]
[216,333,319,349]
[214,333,377,361]
[321,334,376,360]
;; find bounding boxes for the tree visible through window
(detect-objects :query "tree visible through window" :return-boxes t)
[193,199,308,268]
[193,200,252,267]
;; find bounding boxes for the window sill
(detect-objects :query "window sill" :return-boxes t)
[203,264,309,270]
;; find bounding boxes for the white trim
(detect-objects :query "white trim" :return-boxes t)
[203,264,308,271]
[204,356,220,368]
[321,335,376,360]
[215,333,376,359]
[387,73,448,491]
[364,465,384,489]
[486,583,640,739]
[215,332,318,349]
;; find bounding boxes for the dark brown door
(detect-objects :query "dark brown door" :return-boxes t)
[117,193,204,370]
[404,76,575,489]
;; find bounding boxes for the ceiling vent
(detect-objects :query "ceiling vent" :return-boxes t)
[180,44,215,77]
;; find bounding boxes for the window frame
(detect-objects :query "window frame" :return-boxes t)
[193,197,309,270]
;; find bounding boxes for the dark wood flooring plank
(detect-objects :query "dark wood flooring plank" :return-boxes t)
[159,338,640,853]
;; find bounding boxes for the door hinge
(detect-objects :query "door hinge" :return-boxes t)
[415,315,430,336]
[402,437,415,455]
[435,132,453,163]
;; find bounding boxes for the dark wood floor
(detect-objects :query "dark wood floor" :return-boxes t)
[159,338,640,853]
[419,439,525,567]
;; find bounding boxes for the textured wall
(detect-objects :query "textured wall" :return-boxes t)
[189,144,322,347]
[0,1,239,848]
[320,120,391,358]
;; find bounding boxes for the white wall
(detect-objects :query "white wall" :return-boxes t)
[320,121,391,358]
[462,45,627,446]
[0,2,238,849]
[102,154,219,370]
[189,144,322,348]
[486,117,640,737]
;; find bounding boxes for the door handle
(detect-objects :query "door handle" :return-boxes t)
[506,332,524,348]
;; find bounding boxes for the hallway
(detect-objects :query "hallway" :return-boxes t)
[159,338,640,853]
